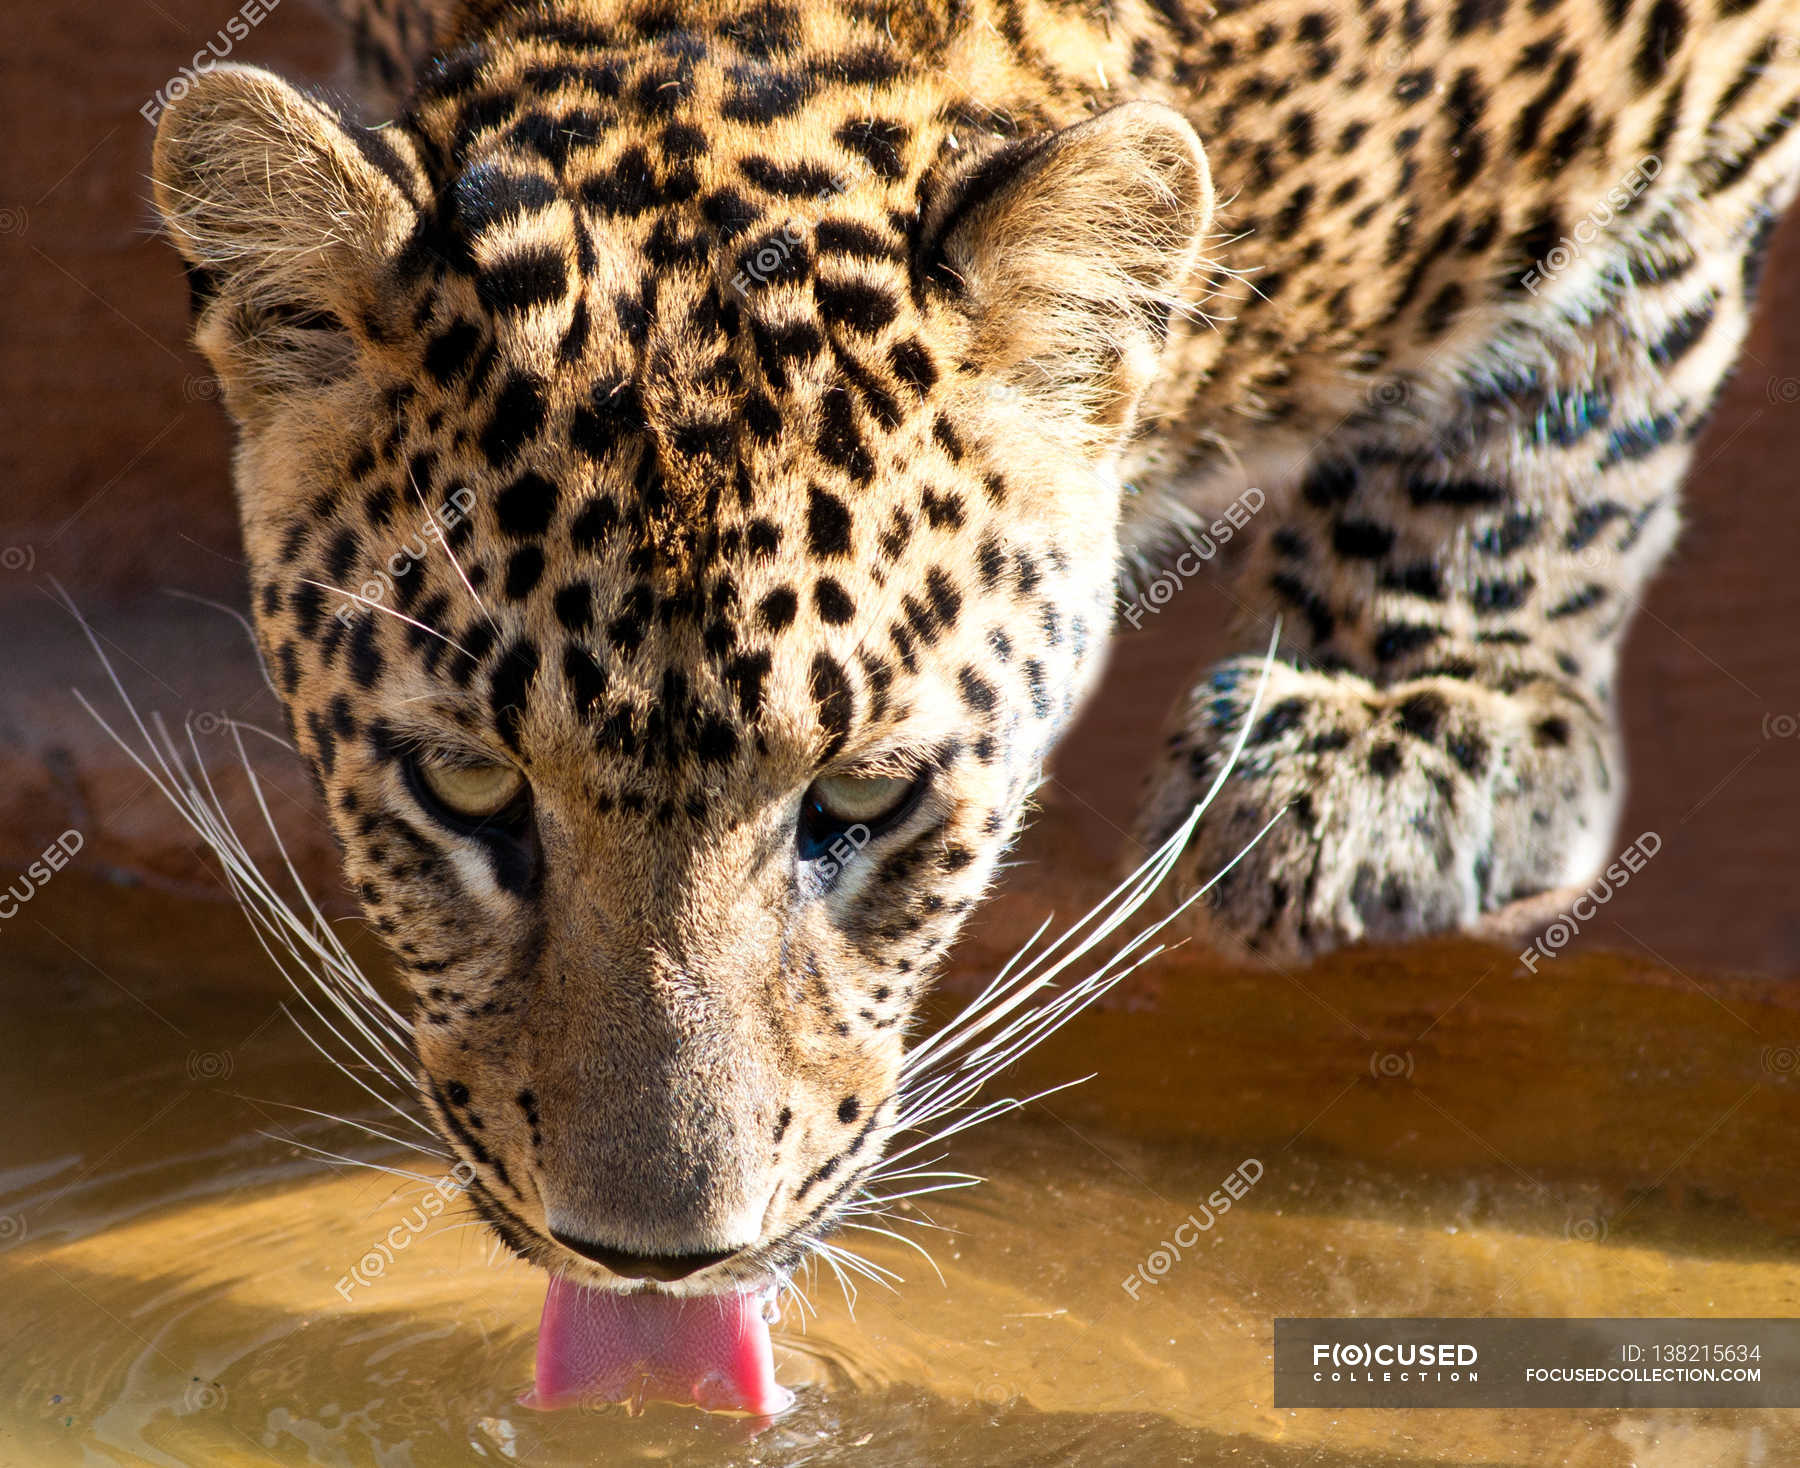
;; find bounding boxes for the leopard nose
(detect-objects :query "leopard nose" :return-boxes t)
[548,1228,738,1282]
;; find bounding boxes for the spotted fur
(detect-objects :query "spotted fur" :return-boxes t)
[151,0,1800,1286]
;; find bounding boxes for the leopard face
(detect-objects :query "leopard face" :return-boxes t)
[151,25,1209,1288]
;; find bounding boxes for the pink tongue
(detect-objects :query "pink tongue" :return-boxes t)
[525,1276,794,1417]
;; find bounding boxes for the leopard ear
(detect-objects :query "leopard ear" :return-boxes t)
[151,64,421,417]
[922,102,1211,454]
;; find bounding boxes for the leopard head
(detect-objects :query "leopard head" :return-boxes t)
[150,43,1209,1292]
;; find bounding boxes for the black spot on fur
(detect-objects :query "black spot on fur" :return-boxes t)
[807,485,854,557]
[1396,690,1448,741]
[758,586,798,630]
[480,374,547,466]
[490,640,539,751]
[1447,728,1490,775]
[1633,0,1687,89]
[1301,459,1357,507]
[555,582,594,633]
[504,546,545,599]
[836,117,909,179]
[957,665,997,714]
[424,319,482,384]
[1250,697,1308,745]
[477,246,568,314]
[809,653,854,759]
[814,578,856,624]
[1375,623,1443,661]
[1470,574,1537,614]
[814,278,899,333]
[570,379,645,457]
[496,471,559,538]
[1332,519,1395,558]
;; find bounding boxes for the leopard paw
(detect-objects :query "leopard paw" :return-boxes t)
[1132,656,1621,960]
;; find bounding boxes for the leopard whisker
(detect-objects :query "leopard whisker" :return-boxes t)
[160,586,281,702]
[188,715,414,1056]
[896,623,1281,1107]
[172,722,422,1101]
[407,463,498,635]
[825,1238,906,1289]
[810,1243,860,1315]
[262,1133,447,1186]
[865,629,1283,1208]
[252,1098,449,1159]
[296,577,474,659]
[62,586,429,1143]
[836,1217,948,1285]
[809,1238,902,1315]
[780,1262,817,1327]
[892,803,1283,1151]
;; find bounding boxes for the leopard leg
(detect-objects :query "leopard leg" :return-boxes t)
[1135,178,1789,960]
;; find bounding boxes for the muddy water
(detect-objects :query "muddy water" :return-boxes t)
[4,863,1800,1467]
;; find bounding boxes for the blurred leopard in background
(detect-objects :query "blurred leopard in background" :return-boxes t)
[150,0,1800,1286]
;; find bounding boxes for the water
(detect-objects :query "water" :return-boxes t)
[4,870,1798,1466]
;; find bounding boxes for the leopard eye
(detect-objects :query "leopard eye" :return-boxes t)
[798,771,924,865]
[811,773,914,825]
[412,756,527,824]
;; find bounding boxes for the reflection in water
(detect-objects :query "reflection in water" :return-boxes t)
[3,875,1797,1466]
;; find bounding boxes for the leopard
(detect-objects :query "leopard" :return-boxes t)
[148,0,1800,1342]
